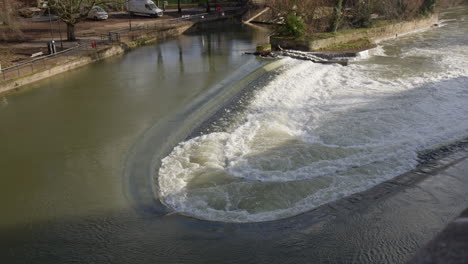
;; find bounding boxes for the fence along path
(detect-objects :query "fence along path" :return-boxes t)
[0,9,242,84]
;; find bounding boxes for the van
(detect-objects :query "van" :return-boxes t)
[127,0,163,17]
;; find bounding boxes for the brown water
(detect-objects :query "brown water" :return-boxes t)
[0,25,267,241]
[1,10,468,263]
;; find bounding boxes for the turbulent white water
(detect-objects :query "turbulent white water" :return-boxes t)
[158,9,468,223]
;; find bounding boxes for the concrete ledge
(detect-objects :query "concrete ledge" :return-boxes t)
[410,207,468,264]
[270,14,439,51]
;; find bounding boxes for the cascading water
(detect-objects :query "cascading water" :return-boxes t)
[158,9,468,223]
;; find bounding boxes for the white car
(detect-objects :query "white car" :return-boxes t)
[87,6,108,20]
[127,0,163,17]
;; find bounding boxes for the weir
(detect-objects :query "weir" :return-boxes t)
[156,8,468,224]
[1,7,468,264]
[124,58,287,213]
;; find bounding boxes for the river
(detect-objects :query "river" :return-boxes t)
[1,7,467,264]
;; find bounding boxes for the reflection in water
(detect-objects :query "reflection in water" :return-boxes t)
[156,45,165,79]
[1,97,7,107]
[177,39,184,74]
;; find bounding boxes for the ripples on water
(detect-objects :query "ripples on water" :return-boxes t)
[158,9,468,223]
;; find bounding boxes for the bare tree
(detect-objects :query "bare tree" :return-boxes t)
[0,0,13,26]
[48,0,109,41]
[266,0,332,33]
[329,0,343,32]
[266,0,438,36]
[0,0,24,41]
[422,0,437,14]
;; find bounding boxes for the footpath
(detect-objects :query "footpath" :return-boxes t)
[0,7,244,95]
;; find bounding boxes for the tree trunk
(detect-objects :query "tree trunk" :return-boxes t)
[66,23,76,41]
[0,0,11,25]
[178,0,182,13]
[329,0,343,32]
[206,0,211,12]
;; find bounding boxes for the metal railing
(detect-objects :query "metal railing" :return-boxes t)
[1,9,244,84]
[0,45,85,83]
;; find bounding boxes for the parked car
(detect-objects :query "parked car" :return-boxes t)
[87,6,108,20]
[127,0,163,17]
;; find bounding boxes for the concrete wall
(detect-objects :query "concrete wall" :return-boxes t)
[0,26,191,95]
[0,45,126,95]
[0,15,241,95]
[270,14,439,51]
[186,15,242,32]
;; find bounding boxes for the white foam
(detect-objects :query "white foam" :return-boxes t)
[356,45,388,60]
[158,14,468,223]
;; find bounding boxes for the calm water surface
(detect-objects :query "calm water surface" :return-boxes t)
[1,9,468,264]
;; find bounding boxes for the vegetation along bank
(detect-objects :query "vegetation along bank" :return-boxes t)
[261,0,465,52]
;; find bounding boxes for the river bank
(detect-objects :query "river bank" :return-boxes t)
[0,8,442,95]
[270,14,439,52]
[0,10,244,95]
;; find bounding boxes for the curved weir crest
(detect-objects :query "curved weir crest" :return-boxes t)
[123,58,287,214]
[157,11,468,223]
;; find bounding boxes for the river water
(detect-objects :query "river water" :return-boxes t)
[158,9,468,223]
[1,8,468,264]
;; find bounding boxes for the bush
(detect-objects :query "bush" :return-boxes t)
[421,0,437,14]
[350,2,373,28]
[281,14,306,37]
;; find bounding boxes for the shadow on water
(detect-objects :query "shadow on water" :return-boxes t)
[1,148,466,264]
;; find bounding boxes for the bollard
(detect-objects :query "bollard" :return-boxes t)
[0,63,4,81]
[47,41,57,55]
[51,40,56,54]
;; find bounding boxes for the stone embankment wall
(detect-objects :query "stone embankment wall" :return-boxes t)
[0,24,192,95]
[0,15,241,95]
[270,14,439,51]
[0,45,123,95]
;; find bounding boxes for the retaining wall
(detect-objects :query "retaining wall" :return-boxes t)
[0,45,125,95]
[0,15,240,95]
[270,14,439,51]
